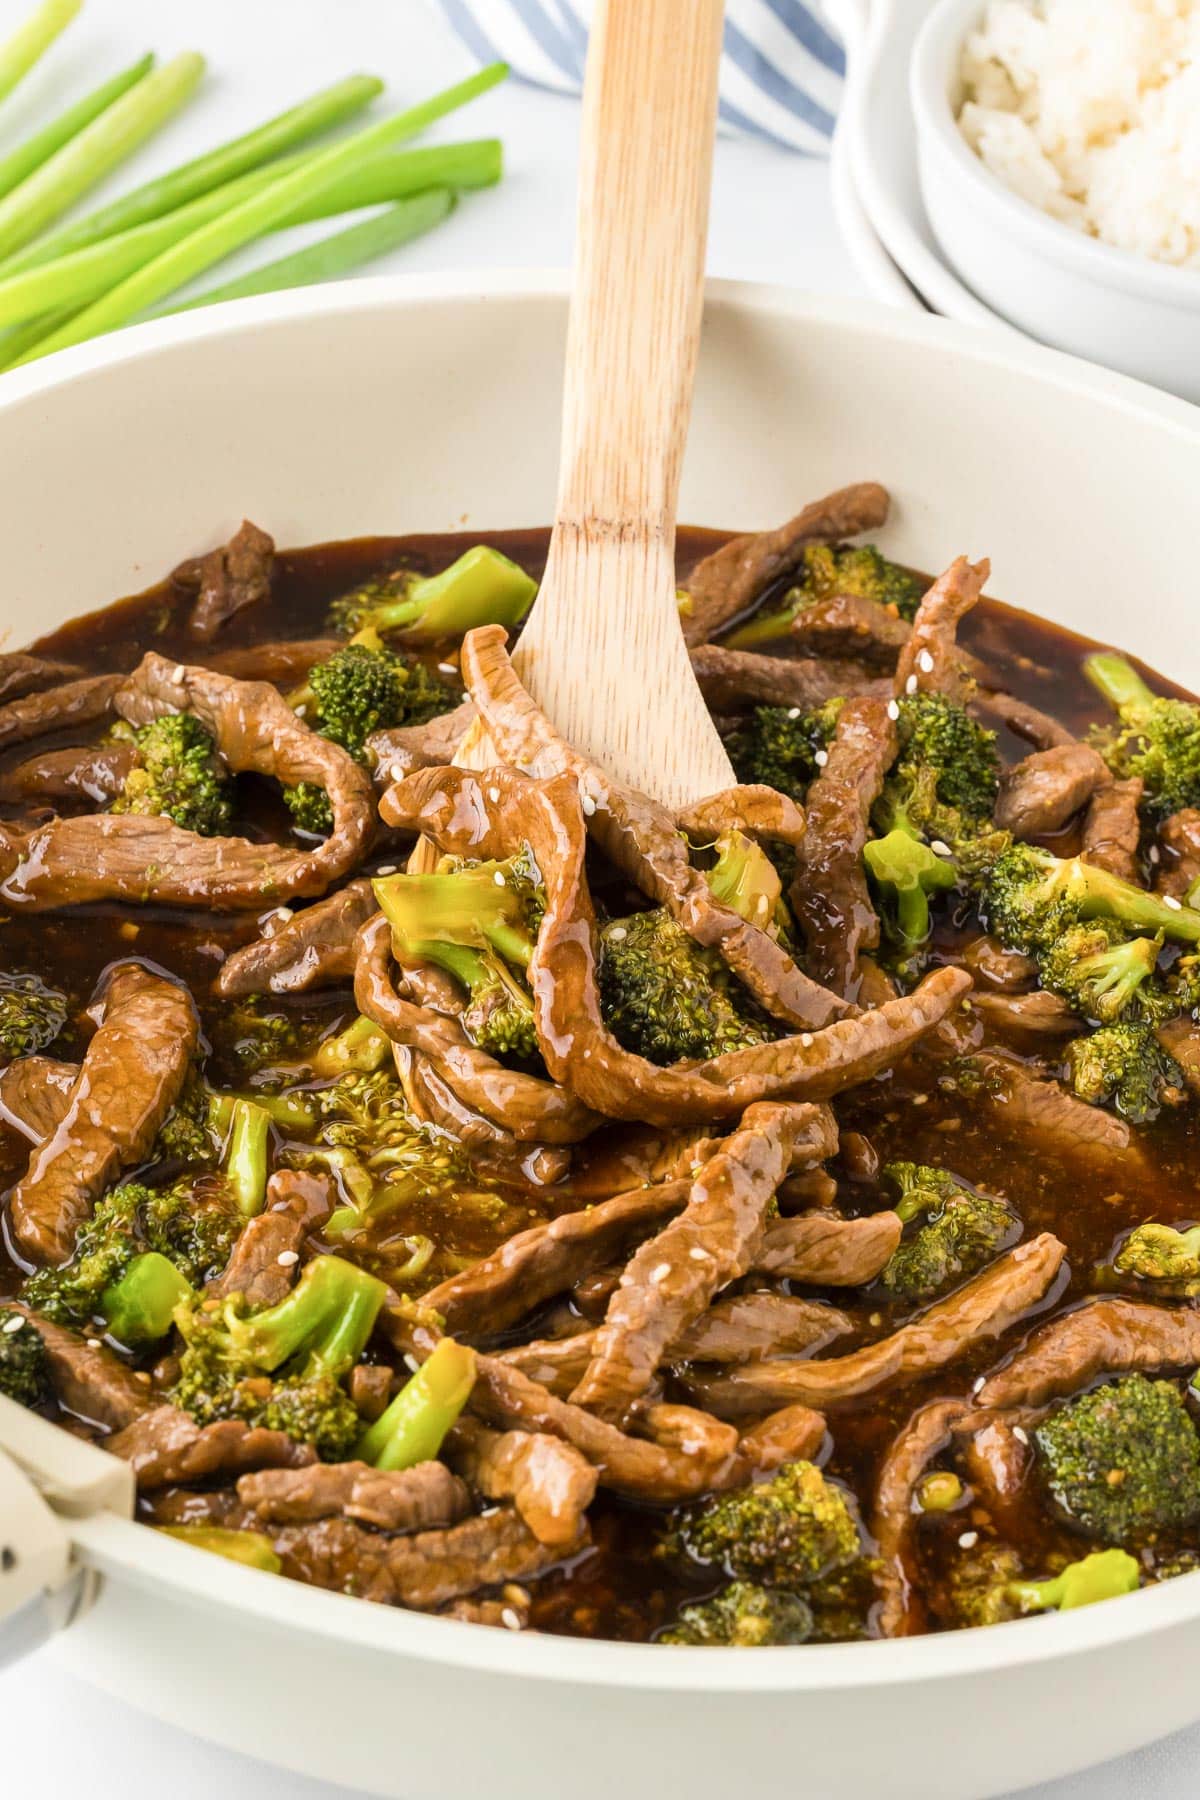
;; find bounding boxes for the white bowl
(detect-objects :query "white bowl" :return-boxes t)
[4,274,1200,1800]
[912,0,1200,400]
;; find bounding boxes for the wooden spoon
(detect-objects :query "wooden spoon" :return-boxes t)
[484,0,734,810]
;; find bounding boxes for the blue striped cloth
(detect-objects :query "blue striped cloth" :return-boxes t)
[434,0,844,155]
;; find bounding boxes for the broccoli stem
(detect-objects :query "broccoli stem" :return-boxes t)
[356,1337,476,1471]
[368,546,535,638]
[310,1014,392,1078]
[217,1096,272,1218]
[157,1524,281,1573]
[230,1253,386,1374]
[1084,653,1157,716]
[704,828,783,928]
[100,1251,193,1346]
[1007,1548,1139,1613]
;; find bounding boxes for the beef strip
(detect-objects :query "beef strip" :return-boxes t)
[0,1055,76,1141]
[109,1404,315,1488]
[273,1506,578,1610]
[349,1363,393,1421]
[366,701,476,785]
[893,557,989,706]
[755,1209,903,1284]
[570,1103,832,1418]
[238,1460,470,1531]
[177,519,275,643]
[977,1298,1200,1410]
[972,690,1076,750]
[8,963,198,1264]
[0,652,82,703]
[688,642,886,713]
[440,1593,531,1629]
[961,937,1038,993]
[569,1125,724,1200]
[1158,1015,1200,1095]
[459,626,855,1032]
[216,880,377,997]
[788,594,911,669]
[969,989,1079,1042]
[680,482,891,647]
[13,1307,152,1430]
[1081,776,1143,882]
[1156,809,1200,898]
[394,1044,571,1187]
[381,762,970,1127]
[0,654,376,910]
[208,1170,334,1306]
[447,1417,597,1547]
[953,1052,1149,1175]
[736,1404,827,1476]
[788,695,897,998]
[681,1233,1066,1416]
[0,672,121,751]
[676,784,807,849]
[0,741,135,806]
[994,743,1109,837]
[873,1398,971,1637]
[207,637,341,687]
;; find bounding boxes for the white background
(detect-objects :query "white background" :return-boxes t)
[0,1,1197,1795]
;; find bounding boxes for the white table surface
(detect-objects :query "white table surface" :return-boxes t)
[1,2,1197,1795]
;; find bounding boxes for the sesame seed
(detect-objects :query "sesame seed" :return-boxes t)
[911,1093,927,1106]
[375,866,397,878]
[886,700,900,720]
[689,1246,710,1261]
[608,926,627,942]
[294,702,307,718]
[277,1250,299,1267]
[787,707,801,720]
[1012,1426,1029,1445]
[403,1354,419,1373]
[1149,845,1161,864]
[650,1262,672,1284]
[905,674,919,695]
[958,1530,979,1549]
[755,894,769,916]
[488,786,500,804]
[581,794,596,817]
[438,662,456,675]
[2,1315,24,1335]
[500,1608,523,1631]
[172,665,185,684]
[930,840,951,857]
[972,1376,985,1394]
[1165,894,1183,910]
[134,1372,152,1385]
[814,749,828,767]
[917,649,935,674]
[493,871,507,887]
[868,1312,882,1328]
[86,1338,102,1349]
[800,1032,814,1048]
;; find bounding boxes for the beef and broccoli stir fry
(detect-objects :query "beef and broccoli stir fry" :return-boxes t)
[5,492,1200,1644]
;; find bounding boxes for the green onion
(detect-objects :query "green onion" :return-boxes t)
[0,54,154,201]
[0,0,81,108]
[0,139,500,331]
[8,63,506,367]
[164,191,455,316]
[0,71,385,277]
[0,52,205,265]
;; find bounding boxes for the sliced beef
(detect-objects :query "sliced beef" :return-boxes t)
[961,937,1038,993]
[208,1170,334,1306]
[688,643,885,712]
[977,1298,1200,1410]
[238,1460,470,1531]
[893,557,989,706]
[13,1307,152,1430]
[208,637,341,687]
[683,1234,1065,1416]
[958,1052,1149,1175]
[0,741,135,806]
[366,701,476,785]
[570,1102,831,1417]
[972,689,1076,750]
[109,1404,315,1487]
[216,880,377,997]
[756,1209,903,1284]
[0,1055,76,1141]
[788,695,897,998]
[0,672,121,751]
[736,1403,827,1475]
[787,593,910,669]
[447,1417,597,1548]
[8,963,198,1264]
[969,989,1079,1042]
[274,1506,578,1610]
[994,743,1109,837]
[349,1362,393,1422]
[1158,1015,1200,1096]
[873,1398,971,1637]
[680,482,891,647]
[569,1126,724,1200]
[177,519,275,643]
[0,654,375,911]
[0,653,82,703]
[440,1593,530,1629]
[676,785,806,849]
[394,1044,571,1188]
[1081,776,1143,882]
[1157,809,1200,898]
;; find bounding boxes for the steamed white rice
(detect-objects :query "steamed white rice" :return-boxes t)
[957,0,1200,268]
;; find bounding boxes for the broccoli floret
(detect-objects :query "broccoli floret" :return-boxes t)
[893,691,1001,821]
[373,852,545,1063]
[725,543,925,649]
[1009,1549,1141,1613]
[0,1308,51,1409]
[943,1541,1027,1629]
[863,827,958,960]
[171,1253,387,1460]
[659,1581,814,1646]
[598,909,774,1065]
[722,700,843,802]
[109,712,233,836]
[0,970,67,1060]
[299,1067,471,1238]
[213,999,303,1078]
[285,631,456,836]
[983,843,1200,957]
[1114,1220,1200,1285]
[21,1176,242,1334]
[1086,653,1200,824]
[1038,921,1174,1026]
[879,1161,1016,1301]
[664,1460,862,1588]
[326,546,536,640]
[1035,1375,1200,1543]
[1065,1022,1183,1123]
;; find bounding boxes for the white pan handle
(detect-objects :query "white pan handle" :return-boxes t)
[0,1397,133,1670]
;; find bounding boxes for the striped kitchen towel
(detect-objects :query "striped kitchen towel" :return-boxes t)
[433,0,845,155]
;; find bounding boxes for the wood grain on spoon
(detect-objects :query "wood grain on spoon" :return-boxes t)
[467,0,733,808]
